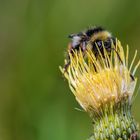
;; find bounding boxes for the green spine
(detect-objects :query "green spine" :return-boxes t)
[88,100,139,140]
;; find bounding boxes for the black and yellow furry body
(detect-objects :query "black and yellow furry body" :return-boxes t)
[64,26,116,71]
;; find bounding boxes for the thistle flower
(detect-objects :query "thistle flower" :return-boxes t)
[60,39,140,140]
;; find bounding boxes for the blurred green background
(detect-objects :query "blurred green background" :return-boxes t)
[0,0,140,140]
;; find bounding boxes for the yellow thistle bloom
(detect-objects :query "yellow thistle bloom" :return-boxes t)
[60,40,139,113]
[60,39,140,140]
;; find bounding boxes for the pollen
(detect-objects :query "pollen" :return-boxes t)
[60,40,140,114]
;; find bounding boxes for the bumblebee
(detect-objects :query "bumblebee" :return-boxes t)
[64,26,120,71]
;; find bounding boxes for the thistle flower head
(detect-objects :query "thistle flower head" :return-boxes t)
[60,40,140,117]
[60,37,140,139]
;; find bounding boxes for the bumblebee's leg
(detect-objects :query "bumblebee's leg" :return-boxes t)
[110,47,123,64]
[64,54,71,72]
[111,48,135,81]
[64,61,70,72]
[130,73,135,81]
